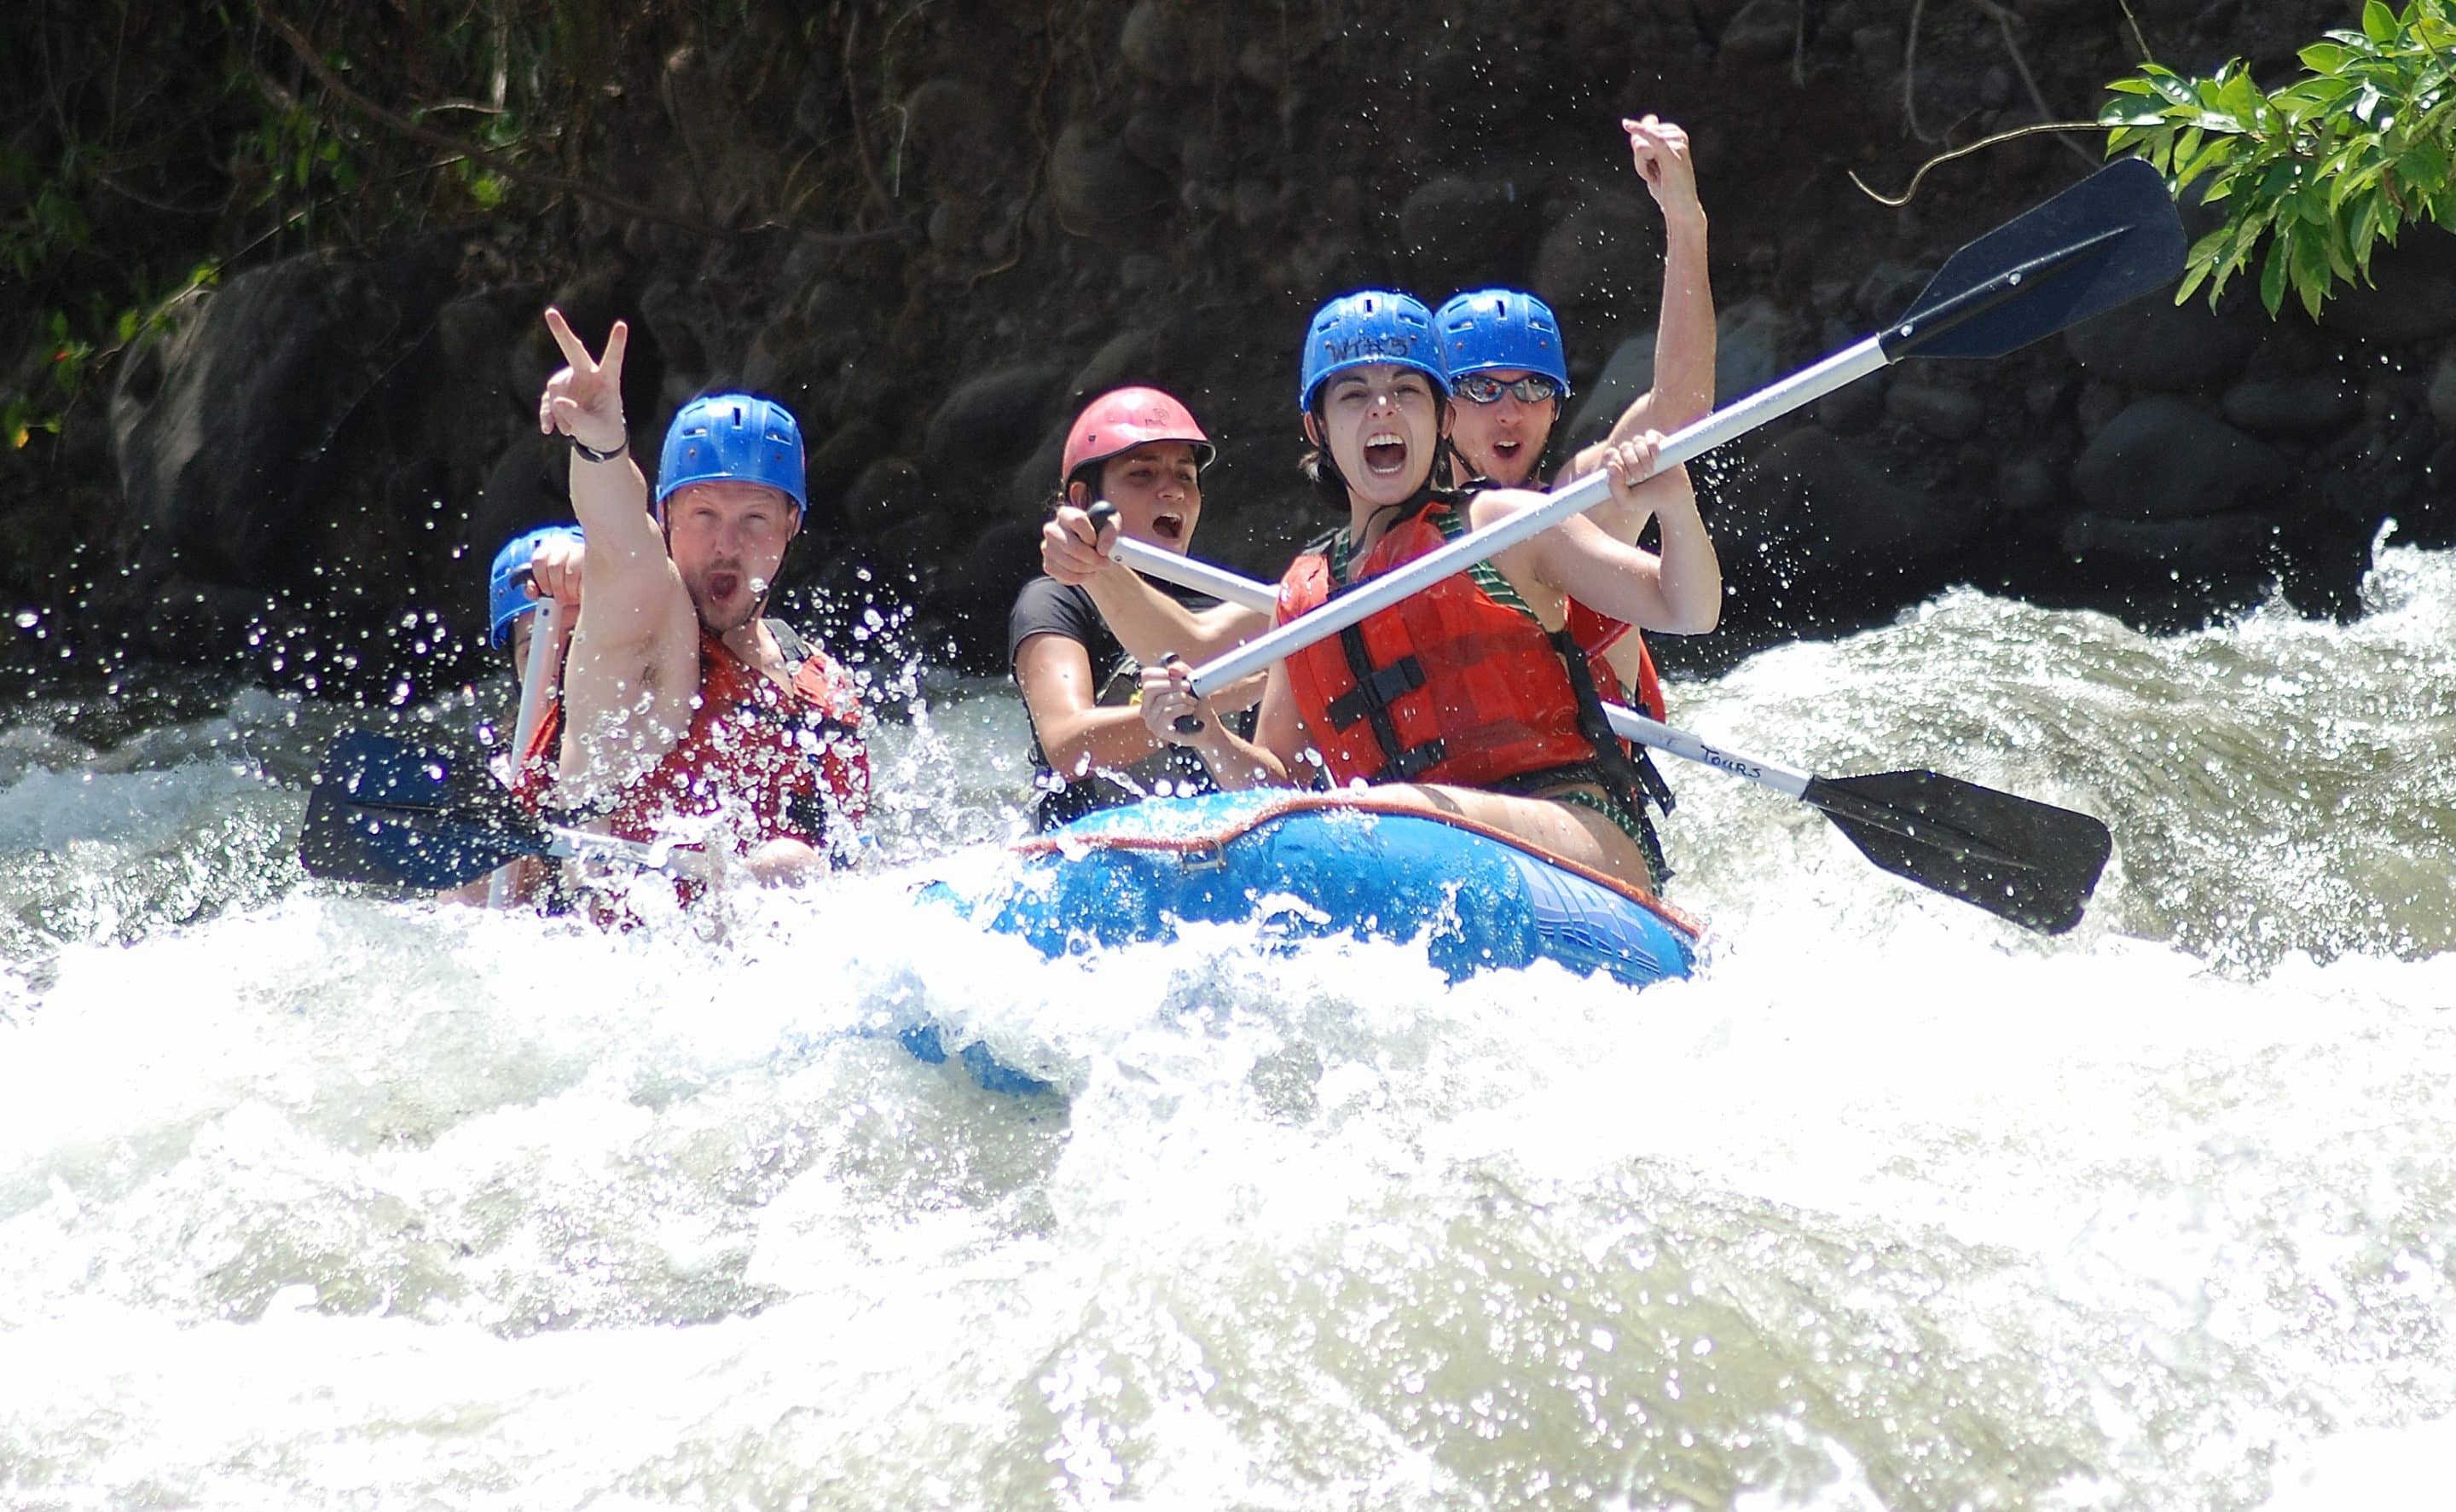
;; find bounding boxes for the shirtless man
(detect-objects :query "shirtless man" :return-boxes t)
[530,310,866,883]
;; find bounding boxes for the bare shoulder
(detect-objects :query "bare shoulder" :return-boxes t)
[1463,485,1549,530]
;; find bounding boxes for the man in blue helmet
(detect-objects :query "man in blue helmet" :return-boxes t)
[1438,117,1712,499]
[1433,116,1712,821]
[525,308,866,888]
[438,524,588,906]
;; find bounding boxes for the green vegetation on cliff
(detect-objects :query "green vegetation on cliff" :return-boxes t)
[2103,0,2455,317]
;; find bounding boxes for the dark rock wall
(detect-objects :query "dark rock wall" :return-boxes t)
[7,0,2452,697]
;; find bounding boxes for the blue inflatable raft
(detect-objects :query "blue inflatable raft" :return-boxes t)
[904,791,1700,1093]
[925,789,1701,988]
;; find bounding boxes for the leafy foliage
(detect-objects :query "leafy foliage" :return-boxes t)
[2100,0,2456,318]
[0,1,607,450]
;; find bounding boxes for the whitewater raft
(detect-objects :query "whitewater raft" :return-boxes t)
[906,790,1702,1092]
[924,789,1702,988]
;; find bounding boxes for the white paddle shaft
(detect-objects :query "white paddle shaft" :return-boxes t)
[1182,335,1890,698]
[489,595,560,907]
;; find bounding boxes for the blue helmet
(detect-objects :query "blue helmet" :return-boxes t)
[654,392,807,513]
[488,524,583,648]
[1297,290,1445,412]
[1434,288,1572,394]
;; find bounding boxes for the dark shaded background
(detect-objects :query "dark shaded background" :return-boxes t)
[3,0,2450,705]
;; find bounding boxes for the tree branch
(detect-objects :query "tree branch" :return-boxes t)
[1847,120,2108,206]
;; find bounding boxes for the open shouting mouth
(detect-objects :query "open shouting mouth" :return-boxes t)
[1363,430,1409,476]
[1151,513,1186,542]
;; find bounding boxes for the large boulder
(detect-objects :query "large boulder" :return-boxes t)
[2072,397,2288,520]
[109,242,461,592]
[2063,294,2257,391]
[2220,372,2362,439]
[1048,122,1171,235]
[2428,344,2456,433]
[1399,175,1542,295]
[1532,193,1660,310]
[1713,297,1794,405]
[1561,333,1654,448]
[1725,425,1980,572]
[922,364,1065,482]
[2322,230,2456,345]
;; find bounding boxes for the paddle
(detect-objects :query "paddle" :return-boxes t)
[1179,156,2185,701]
[488,589,562,907]
[1099,536,2111,934]
[299,727,679,890]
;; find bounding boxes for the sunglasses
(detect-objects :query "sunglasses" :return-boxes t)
[1452,373,1563,405]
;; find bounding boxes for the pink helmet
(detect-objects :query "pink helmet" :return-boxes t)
[1060,387,1215,487]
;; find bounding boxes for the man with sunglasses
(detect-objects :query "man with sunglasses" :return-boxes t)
[1433,115,1715,829]
[1437,116,1713,501]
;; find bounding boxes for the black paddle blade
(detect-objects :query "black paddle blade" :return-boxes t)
[1881,157,2186,362]
[298,729,547,889]
[1801,769,2112,935]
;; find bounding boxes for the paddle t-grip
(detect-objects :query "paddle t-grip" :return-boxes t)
[1157,652,1205,735]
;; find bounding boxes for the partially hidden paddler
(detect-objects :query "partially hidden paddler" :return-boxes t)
[1138,290,1723,896]
[1434,115,1716,812]
[1010,387,1260,830]
[442,524,585,906]
[526,309,867,889]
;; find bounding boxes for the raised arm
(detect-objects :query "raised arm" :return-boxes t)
[1565,117,1715,495]
[538,310,686,658]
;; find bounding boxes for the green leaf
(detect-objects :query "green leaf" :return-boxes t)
[2363,0,2397,43]
[2401,137,2452,194]
[2181,132,2236,185]
[2290,232,2330,317]
[2143,65,2196,106]
[2175,255,2213,306]
[2259,232,2291,315]
[2216,67,2265,118]
[2299,41,2351,72]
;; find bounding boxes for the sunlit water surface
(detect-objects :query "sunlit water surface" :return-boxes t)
[3,545,2451,1510]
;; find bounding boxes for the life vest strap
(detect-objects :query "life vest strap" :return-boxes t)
[1384,735,1449,782]
[1549,627,1673,886]
[1330,623,1448,781]
[1324,652,1428,731]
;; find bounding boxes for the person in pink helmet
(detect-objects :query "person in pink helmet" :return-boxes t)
[1007,387,1261,830]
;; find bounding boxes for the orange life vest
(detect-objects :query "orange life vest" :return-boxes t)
[517,625,867,855]
[1277,501,1613,789]
[1565,601,1667,721]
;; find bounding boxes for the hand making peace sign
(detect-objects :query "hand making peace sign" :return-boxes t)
[539,308,630,457]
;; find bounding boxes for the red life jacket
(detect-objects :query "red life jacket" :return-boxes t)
[1565,601,1667,721]
[1277,501,1613,789]
[516,625,867,854]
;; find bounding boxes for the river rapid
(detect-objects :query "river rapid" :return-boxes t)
[2,539,2450,1511]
